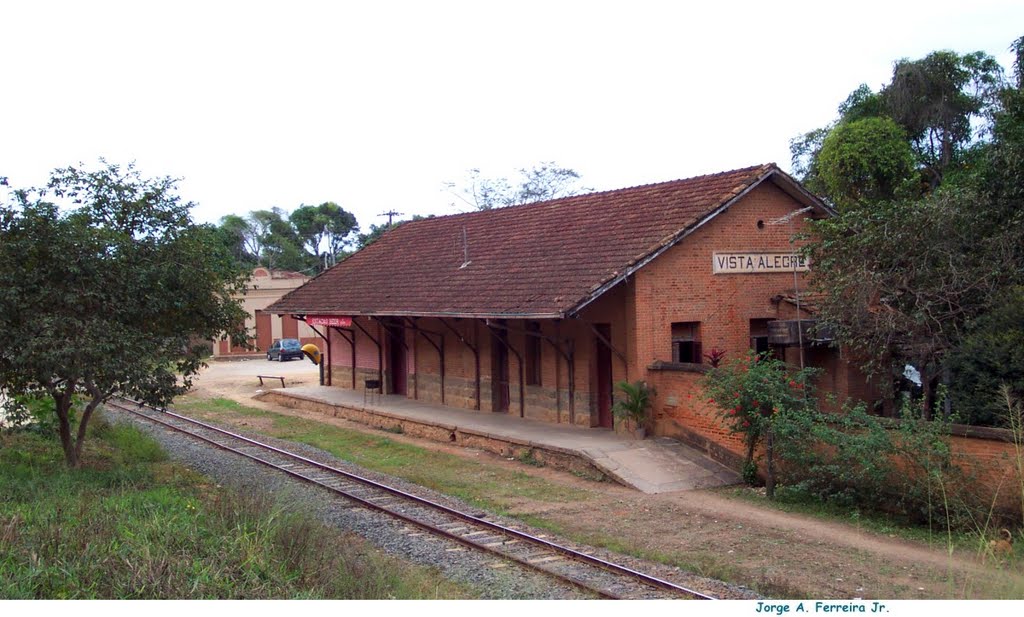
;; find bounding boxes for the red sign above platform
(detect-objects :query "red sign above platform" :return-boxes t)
[307,315,353,327]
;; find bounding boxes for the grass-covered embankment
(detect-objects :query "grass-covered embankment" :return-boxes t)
[0,416,471,599]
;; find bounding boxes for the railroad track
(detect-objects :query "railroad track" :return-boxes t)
[108,396,717,600]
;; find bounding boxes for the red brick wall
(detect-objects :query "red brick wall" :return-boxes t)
[628,183,816,440]
[319,183,875,450]
[949,433,1023,517]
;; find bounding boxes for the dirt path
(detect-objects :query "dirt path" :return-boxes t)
[182,359,1024,599]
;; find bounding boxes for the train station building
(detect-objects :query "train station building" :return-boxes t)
[266,164,874,466]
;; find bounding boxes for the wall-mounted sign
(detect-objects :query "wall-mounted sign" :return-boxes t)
[713,252,809,274]
[307,315,353,327]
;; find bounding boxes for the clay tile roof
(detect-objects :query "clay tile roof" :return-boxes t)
[268,163,815,318]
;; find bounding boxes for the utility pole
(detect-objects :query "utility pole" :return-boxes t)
[380,209,403,226]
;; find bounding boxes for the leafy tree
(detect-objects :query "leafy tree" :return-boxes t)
[882,50,1005,189]
[791,49,1005,204]
[795,40,1023,420]
[290,202,358,268]
[947,286,1024,426]
[702,352,818,498]
[807,187,1022,417]
[249,208,308,271]
[945,38,1024,424]
[446,162,590,210]
[218,203,358,273]
[0,161,248,466]
[816,117,915,207]
[219,208,313,273]
[219,213,263,264]
[211,216,257,267]
[790,85,889,197]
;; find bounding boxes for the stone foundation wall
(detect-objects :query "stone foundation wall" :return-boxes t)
[413,373,479,410]
[329,366,381,391]
[256,390,607,482]
[413,373,593,426]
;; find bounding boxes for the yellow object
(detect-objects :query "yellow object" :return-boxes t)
[301,343,321,365]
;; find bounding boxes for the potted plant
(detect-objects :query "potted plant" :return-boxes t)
[612,380,655,439]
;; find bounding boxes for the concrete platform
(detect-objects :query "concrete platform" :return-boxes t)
[257,385,740,494]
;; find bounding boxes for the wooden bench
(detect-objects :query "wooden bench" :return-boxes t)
[257,375,286,388]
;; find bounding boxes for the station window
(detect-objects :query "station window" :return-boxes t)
[671,321,702,364]
[525,321,542,386]
[750,318,775,357]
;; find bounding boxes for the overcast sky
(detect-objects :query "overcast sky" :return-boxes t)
[2,1,1022,232]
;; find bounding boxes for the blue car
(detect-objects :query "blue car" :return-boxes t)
[267,338,304,361]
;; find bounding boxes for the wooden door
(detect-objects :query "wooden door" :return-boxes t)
[490,325,509,412]
[256,311,272,352]
[388,324,407,396]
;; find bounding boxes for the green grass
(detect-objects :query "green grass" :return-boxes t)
[174,398,817,597]
[0,417,473,599]
[172,397,1024,598]
[175,397,593,515]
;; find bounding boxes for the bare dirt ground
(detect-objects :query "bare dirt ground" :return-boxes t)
[180,358,1024,599]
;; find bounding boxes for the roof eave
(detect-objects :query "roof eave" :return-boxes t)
[271,308,566,321]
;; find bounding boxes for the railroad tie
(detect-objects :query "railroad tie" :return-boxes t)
[527,554,565,564]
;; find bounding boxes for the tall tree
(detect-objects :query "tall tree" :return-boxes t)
[801,39,1024,419]
[806,189,1020,416]
[215,214,258,266]
[0,161,248,466]
[236,207,312,272]
[791,49,1005,205]
[446,162,590,210]
[219,213,263,263]
[883,50,1005,189]
[290,202,358,268]
[815,116,915,207]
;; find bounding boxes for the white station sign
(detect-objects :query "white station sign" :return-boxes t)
[713,252,809,274]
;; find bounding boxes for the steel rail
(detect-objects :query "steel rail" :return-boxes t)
[109,397,715,600]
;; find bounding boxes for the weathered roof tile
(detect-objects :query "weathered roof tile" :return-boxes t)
[268,164,797,318]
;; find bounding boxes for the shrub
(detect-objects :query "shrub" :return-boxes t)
[612,381,655,428]
[773,394,1001,531]
[702,351,818,498]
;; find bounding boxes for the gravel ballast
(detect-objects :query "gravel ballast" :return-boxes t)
[112,407,756,600]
